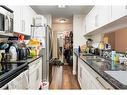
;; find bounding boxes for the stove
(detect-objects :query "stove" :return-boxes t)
[0,61,28,87]
[0,61,26,75]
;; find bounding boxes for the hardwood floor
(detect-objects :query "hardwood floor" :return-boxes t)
[49,65,80,89]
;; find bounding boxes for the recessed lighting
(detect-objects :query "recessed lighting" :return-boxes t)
[58,5,66,8]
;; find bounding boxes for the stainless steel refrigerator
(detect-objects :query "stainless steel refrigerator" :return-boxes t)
[31,25,53,82]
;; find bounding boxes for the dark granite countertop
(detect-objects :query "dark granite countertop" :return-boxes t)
[73,49,127,89]
[0,55,42,88]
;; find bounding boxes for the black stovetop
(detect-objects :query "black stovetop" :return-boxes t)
[0,61,27,76]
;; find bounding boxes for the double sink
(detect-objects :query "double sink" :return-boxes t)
[82,53,127,86]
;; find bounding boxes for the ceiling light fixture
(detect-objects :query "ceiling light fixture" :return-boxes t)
[58,5,66,8]
[59,18,67,23]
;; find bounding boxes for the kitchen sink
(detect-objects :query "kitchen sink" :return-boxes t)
[82,53,94,56]
[105,71,127,85]
[85,55,106,62]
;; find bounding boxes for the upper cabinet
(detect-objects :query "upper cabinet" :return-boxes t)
[21,6,36,35]
[85,7,96,34]
[85,6,127,35]
[8,6,22,34]
[111,6,127,21]
[96,6,111,28]
[85,6,111,34]
[8,6,36,35]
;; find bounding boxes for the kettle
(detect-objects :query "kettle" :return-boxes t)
[17,47,31,60]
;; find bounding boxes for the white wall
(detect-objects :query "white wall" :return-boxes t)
[73,15,87,48]
[52,23,73,32]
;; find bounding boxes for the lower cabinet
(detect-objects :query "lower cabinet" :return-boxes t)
[0,57,43,90]
[28,57,42,89]
[78,59,82,88]
[8,70,29,89]
[78,58,114,89]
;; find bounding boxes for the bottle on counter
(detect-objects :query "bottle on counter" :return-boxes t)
[99,41,104,50]
[78,46,81,53]
[114,54,119,62]
[111,50,116,60]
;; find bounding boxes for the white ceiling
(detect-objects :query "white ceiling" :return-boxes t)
[31,5,93,24]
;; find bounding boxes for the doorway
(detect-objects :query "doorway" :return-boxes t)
[63,31,73,66]
[57,31,73,66]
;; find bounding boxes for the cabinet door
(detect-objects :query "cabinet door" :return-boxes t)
[21,6,36,35]
[21,70,29,89]
[112,6,127,21]
[85,8,96,33]
[20,6,27,35]
[8,6,22,33]
[29,65,40,89]
[90,75,105,89]
[78,58,82,87]
[95,6,111,28]
[29,58,42,89]
[82,67,89,89]
[8,74,22,89]
[38,58,42,82]
[24,6,34,35]
[85,15,90,34]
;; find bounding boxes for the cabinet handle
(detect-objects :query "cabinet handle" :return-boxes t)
[96,77,110,90]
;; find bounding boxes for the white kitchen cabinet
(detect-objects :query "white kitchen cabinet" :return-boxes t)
[95,6,111,28]
[111,6,127,22]
[85,5,127,35]
[7,6,22,33]
[85,6,111,34]
[8,6,36,35]
[78,58,82,88]
[8,70,29,89]
[8,74,22,89]
[21,6,36,35]
[29,57,42,89]
[38,57,43,82]
[85,7,96,34]
[78,58,114,89]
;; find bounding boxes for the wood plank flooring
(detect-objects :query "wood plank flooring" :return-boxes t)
[49,65,80,89]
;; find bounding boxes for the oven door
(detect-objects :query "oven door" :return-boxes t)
[0,13,5,32]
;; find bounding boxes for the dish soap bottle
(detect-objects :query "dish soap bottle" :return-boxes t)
[78,46,81,53]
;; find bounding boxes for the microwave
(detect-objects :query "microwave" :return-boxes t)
[0,6,13,33]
